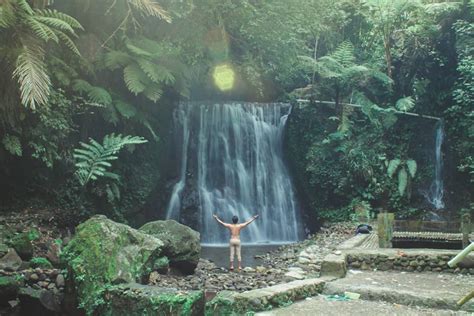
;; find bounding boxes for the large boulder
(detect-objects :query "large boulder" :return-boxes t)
[61,215,165,315]
[0,249,22,272]
[96,283,204,316]
[139,220,200,274]
[8,233,34,260]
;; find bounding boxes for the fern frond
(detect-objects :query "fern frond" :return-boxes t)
[0,0,16,28]
[34,16,76,35]
[143,84,163,102]
[16,0,34,15]
[36,9,83,30]
[26,17,59,42]
[54,29,80,55]
[104,50,132,70]
[13,43,51,109]
[74,133,147,186]
[73,79,112,105]
[114,100,137,119]
[123,64,147,94]
[129,0,171,22]
[396,96,415,112]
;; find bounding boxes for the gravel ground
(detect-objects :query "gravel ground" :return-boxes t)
[149,222,356,292]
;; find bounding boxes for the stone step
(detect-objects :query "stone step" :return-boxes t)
[257,295,470,315]
[322,270,474,312]
[206,278,330,315]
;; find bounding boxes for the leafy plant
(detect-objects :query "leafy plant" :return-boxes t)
[2,134,22,156]
[386,158,417,197]
[103,37,188,102]
[74,134,148,187]
[0,0,83,109]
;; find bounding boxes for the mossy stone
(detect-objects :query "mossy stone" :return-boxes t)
[9,233,34,260]
[96,283,204,316]
[140,220,201,274]
[61,215,164,315]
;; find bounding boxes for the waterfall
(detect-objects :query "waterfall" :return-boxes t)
[166,102,301,244]
[426,121,445,210]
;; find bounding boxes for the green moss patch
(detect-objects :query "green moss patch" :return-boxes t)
[61,215,164,315]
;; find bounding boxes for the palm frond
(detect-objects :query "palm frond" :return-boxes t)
[13,43,51,109]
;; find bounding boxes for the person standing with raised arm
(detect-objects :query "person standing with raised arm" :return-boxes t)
[213,214,259,271]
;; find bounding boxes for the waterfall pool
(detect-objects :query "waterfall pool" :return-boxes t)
[201,243,288,268]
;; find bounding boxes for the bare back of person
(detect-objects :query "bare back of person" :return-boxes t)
[213,214,259,271]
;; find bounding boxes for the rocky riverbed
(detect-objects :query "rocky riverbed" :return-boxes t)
[148,222,355,293]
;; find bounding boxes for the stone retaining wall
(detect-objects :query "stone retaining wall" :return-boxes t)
[345,249,474,275]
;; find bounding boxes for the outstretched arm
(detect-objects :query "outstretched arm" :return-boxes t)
[241,215,259,227]
[213,214,229,227]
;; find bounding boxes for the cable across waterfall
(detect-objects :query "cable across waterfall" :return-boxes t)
[166,102,302,244]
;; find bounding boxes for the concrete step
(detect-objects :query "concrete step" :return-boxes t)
[206,278,330,315]
[257,295,470,315]
[322,270,474,312]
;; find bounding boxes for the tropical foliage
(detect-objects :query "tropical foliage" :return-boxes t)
[0,0,472,225]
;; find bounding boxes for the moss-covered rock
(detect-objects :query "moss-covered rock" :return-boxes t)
[61,215,165,315]
[96,283,204,316]
[9,233,34,260]
[140,220,200,274]
[0,276,20,305]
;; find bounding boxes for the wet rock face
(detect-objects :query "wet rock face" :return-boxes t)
[61,215,165,315]
[139,220,201,275]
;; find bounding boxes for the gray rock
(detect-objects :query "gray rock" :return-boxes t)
[0,248,22,271]
[139,220,201,274]
[55,274,65,288]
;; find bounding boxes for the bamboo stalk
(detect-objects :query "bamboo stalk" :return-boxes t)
[296,99,441,121]
[448,242,474,267]
[457,290,474,306]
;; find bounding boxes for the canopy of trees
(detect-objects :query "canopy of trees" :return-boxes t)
[0,0,472,223]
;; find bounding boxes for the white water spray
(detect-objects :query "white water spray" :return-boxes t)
[426,121,445,209]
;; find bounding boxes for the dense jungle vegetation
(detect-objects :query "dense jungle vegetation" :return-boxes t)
[0,0,472,226]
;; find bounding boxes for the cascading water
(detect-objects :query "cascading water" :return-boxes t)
[166,102,301,244]
[426,120,445,210]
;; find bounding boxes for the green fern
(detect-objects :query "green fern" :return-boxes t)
[396,96,415,112]
[73,80,112,105]
[103,37,184,103]
[74,134,148,187]
[2,0,83,109]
